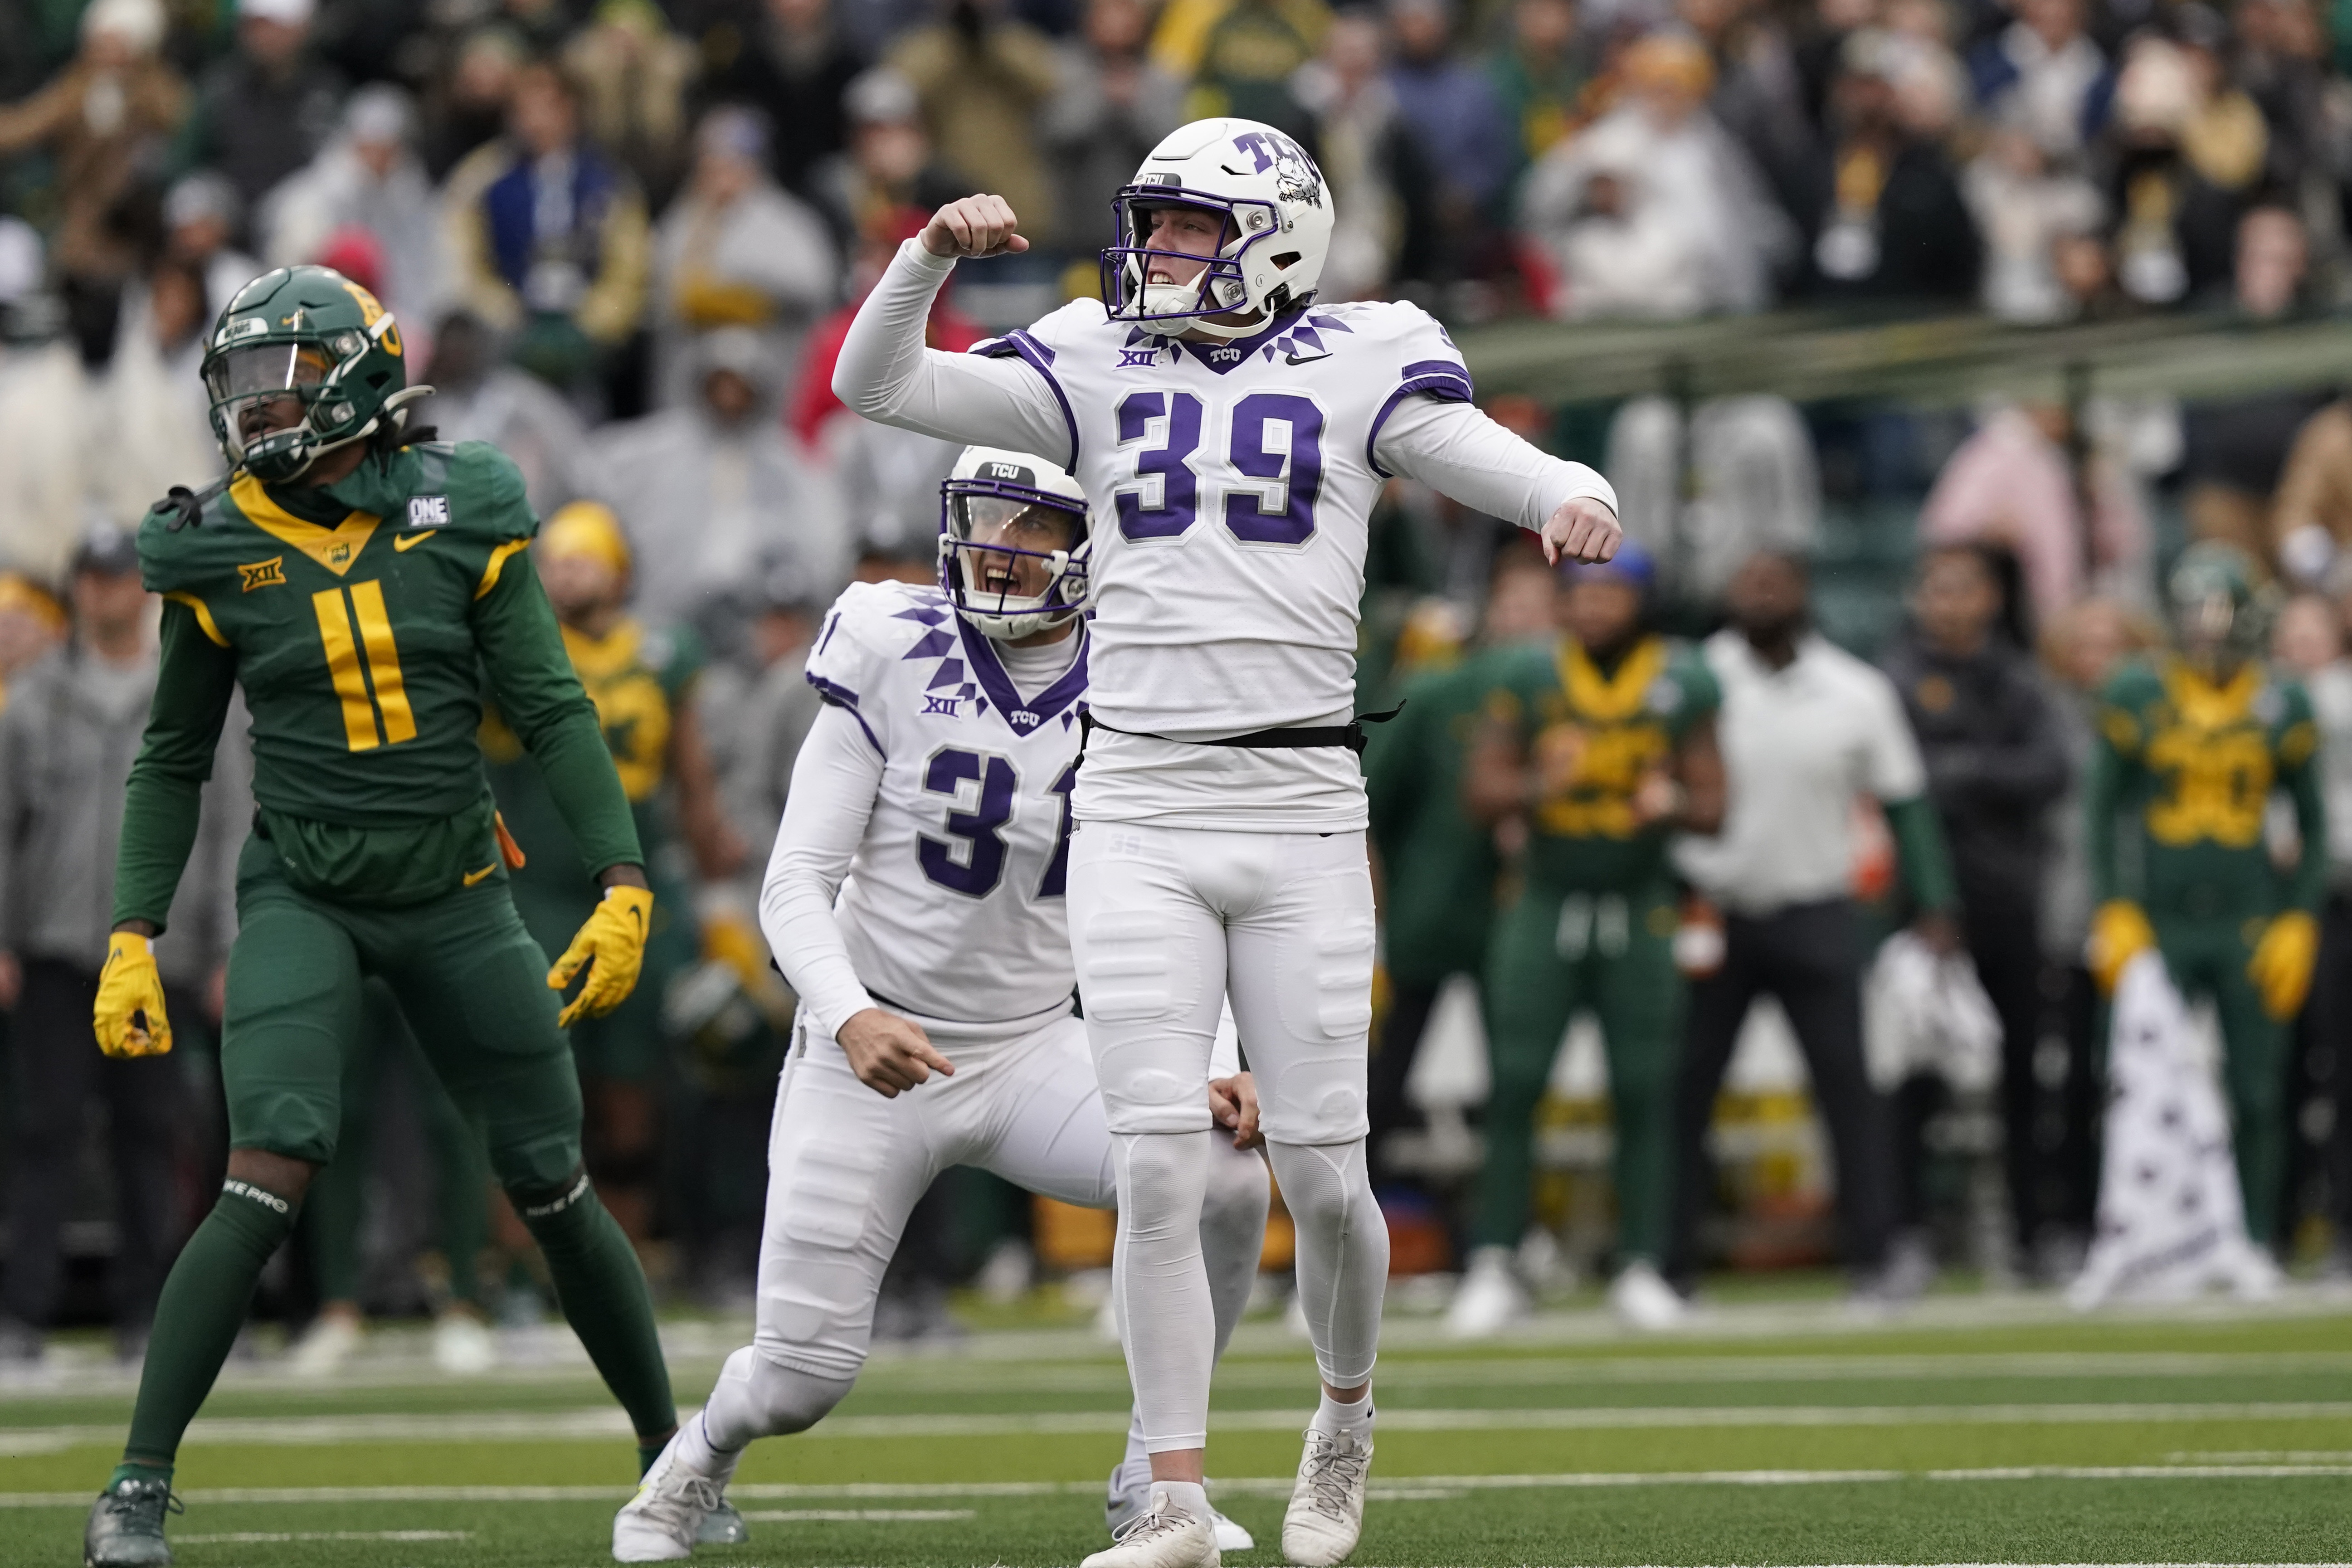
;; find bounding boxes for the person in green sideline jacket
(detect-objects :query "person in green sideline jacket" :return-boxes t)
[483,500,747,1252]
[2084,542,2328,1258]
[1455,541,1725,1336]
[84,265,687,1567]
[1362,548,1558,1192]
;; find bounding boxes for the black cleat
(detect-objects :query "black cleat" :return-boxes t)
[84,1477,179,1566]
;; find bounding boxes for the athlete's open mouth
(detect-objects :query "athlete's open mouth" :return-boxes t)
[983,565,1020,596]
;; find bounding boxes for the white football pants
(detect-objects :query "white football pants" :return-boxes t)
[706,1013,1266,1451]
[1070,823,1389,1451]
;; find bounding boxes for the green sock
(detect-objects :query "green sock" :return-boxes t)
[638,1442,665,1477]
[516,1175,676,1442]
[104,1461,172,1493]
[123,1181,300,1467]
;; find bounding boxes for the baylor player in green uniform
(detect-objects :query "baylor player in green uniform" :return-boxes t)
[2085,542,2327,1252]
[1456,544,1724,1335]
[84,266,678,1566]
[484,501,745,1247]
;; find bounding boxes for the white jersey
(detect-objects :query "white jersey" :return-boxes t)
[980,299,1465,831]
[830,240,1618,833]
[799,580,1088,1038]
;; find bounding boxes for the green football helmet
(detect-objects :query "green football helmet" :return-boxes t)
[199,265,416,483]
[2167,541,2276,673]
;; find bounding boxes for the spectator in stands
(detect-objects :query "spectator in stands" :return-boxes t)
[2270,379,2352,589]
[1967,0,2111,161]
[260,85,449,334]
[1041,0,1186,258]
[0,0,186,317]
[1519,32,1791,318]
[1880,543,2073,1271]
[176,0,346,223]
[1293,9,1421,300]
[418,309,595,518]
[1919,401,2151,627]
[1169,0,1329,141]
[592,326,847,635]
[444,57,651,407]
[1683,0,1823,227]
[698,555,829,877]
[1801,29,1980,303]
[0,575,66,713]
[1964,126,2105,322]
[2106,26,2267,307]
[700,0,865,198]
[161,173,263,322]
[812,68,976,253]
[2235,0,2333,195]
[1668,550,1962,1306]
[562,0,701,205]
[887,0,1061,242]
[650,106,838,407]
[419,25,526,180]
[0,526,247,1366]
[1486,0,1589,192]
[1386,0,1513,274]
[93,255,221,525]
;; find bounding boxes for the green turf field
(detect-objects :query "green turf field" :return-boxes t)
[6,1284,2352,1567]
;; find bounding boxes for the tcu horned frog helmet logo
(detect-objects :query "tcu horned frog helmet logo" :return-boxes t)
[1232,128,1324,210]
[1101,116,1337,337]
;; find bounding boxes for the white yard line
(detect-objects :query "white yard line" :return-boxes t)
[9,1466,2352,1509]
[8,1398,2347,1454]
[172,1531,469,1544]
[740,1509,978,1521]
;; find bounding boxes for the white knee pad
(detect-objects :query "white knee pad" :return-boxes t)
[1267,1138,1387,1389]
[699,1344,858,1452]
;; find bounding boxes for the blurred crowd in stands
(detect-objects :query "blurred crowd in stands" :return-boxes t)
[3,0,2352,1363]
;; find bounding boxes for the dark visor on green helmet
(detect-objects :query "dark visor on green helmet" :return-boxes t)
[199,265,411,483]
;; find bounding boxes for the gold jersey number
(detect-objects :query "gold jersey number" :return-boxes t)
[312,580,417,751]
[2144,724,2271,849]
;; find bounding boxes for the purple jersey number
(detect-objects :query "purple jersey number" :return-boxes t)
[917,747,1017,898]
[1114,389,1325,546]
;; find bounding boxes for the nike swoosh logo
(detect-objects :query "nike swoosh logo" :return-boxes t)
[463,862,497,886]
[394,531,438,552]
[1286,352,1332,365]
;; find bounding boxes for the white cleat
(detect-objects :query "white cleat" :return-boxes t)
[1607,1261,1686,1331]
[432,1311,497,1375]
[1107,1458,1254,1552]
[287,1312,362,1377]
[1444,1247,1528,1339]
[612,1431,723,1562]
[1080,1485,1219,1568]
[1283,1422,1373,1565]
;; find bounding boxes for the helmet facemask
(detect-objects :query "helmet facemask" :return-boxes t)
[938,481,1091,641]
[1102,191,1293,340]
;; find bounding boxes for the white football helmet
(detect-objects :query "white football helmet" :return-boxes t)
[1101,117,1335,340]
[937,446,1092,641]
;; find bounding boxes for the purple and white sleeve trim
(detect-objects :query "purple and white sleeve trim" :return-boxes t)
[971,330,1079,469]
[1365,359,1476,477]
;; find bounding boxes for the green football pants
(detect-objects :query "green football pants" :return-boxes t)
[303,982,491,1308]
[221,835,583,1193]
[1477,880,1683,1261]
[2152,911,2292,1247]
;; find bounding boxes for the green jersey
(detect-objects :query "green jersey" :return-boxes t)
[486,614,701,902]
[2088,654,2327,919]
[1485,633,1719,892]
[1365,648,1515,988]
[115,441,642,922]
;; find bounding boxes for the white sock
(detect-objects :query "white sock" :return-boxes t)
[1314,1388,1374,1438]
[671,1411,740,1485]
[1267,1138,1389,1390]
[1152,1479,1212,1521]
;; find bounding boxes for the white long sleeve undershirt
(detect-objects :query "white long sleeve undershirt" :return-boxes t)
[832,240,1617,530]
[757,701,885,1043]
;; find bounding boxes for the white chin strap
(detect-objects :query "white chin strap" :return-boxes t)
[1139,277,1264,342]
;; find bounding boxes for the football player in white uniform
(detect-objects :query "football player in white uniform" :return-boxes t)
[831,117,1622,1568]
[612,448,1272,1562]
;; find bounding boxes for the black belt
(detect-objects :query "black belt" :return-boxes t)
[1080,702,1402,756]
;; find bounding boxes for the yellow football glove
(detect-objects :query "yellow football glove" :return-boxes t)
[2087,899,2157,996]
[548,884,654,1028]
[2248,909,2320,1022]
[93,931,173,1057]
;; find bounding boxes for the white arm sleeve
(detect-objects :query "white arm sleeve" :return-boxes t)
[758,701,887,1042]
[831,239,1072,462]
[1374,394,1619,529]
